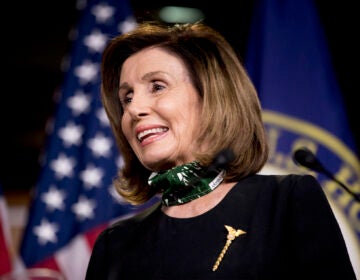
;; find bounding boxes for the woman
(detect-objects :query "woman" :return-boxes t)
[85,22,356,279]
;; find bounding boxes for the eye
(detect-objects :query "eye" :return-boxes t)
[150,81,165,93]
[120,91,133,107]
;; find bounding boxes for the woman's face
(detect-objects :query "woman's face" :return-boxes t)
[119,47,202,171]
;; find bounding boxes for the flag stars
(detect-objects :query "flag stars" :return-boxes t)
[92,3,115,23]
[74,60,99,84]
[58,122,84,147]
[116,155,124,169]
[20,0,146,270]
[96,108,110,126]
[67,91,92,115]
[50,153,76,179]
[118,16,137,34]
[84,29,108,53]
[72,196,96,221]
[80,164,104,188]
[33,219,59,245]
[87,133,112,157]
[41,185,66,211]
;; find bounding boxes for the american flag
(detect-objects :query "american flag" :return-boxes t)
[19,1,154,279]
[0,185,13,276]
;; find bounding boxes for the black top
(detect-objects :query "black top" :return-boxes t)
[85,174,356,279]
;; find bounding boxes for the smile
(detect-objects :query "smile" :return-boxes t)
[137,127,168,142]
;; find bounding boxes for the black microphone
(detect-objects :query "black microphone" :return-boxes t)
[208,148,235,171]
[293,147,360,202]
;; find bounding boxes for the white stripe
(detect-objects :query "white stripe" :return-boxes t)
[55,234,91,280]
[0,197,13,254]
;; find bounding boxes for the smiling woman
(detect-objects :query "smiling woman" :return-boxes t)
[85,21,356,279]
[0,1,357,279]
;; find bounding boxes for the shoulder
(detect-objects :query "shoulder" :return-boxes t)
[111,200,161,228]
[86,201,161,277]
[238,173,325,204]
[95,200,161,244]
[251,173,333,214]
[247,173,318,185]
[238,174,340,231]
[269,173,326,200]
[241,173,321,191]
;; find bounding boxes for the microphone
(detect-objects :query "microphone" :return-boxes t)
[208,148,235,171]
[293,147,360,202]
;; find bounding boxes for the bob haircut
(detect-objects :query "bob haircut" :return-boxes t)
[101,21,269,205]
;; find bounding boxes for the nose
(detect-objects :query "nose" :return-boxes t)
[127,93,151,119]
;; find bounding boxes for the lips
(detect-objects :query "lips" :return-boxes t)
[137,127,168,142]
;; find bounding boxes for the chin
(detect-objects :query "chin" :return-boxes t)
[142,158,175,172]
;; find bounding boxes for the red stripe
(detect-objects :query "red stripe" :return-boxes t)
[84,223,108,248]
[0,222,12,275]
[31,256,61,272]
[0,200,12,276]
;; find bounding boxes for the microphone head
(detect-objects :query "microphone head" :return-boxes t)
[294,148,360,202]
[293,147,325,173]
[212,149,235,169]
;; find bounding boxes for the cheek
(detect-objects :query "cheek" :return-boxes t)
[185,98,202,121]
[121,114,132,141]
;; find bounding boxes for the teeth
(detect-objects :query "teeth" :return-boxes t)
[137,127,167,141]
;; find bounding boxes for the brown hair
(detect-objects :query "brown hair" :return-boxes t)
[101,21,269,205]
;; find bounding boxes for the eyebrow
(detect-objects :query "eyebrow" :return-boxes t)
[119,71,168,91]
[142,71,167,81]
[118,82,131,92]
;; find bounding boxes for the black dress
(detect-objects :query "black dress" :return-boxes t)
[85,174,356,279]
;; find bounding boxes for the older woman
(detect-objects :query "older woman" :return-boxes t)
[85,22,356,279]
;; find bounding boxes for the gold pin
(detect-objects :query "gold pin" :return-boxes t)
[212,225,246,271]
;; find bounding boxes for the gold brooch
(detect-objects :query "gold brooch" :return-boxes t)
[212,225,246,271]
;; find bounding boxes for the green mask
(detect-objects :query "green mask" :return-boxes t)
[148,161,225,206]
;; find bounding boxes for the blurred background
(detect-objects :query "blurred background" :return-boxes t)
[1,0,359,195]
[1,1,359,277]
